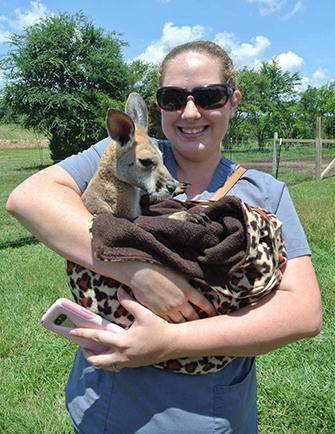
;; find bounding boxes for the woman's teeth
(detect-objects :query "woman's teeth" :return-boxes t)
[180,126,206,135]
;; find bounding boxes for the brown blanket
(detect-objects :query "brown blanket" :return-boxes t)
[91,195,287,297]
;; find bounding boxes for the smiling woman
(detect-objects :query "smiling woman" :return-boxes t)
[157,43,241,197]
[6,40,322,434]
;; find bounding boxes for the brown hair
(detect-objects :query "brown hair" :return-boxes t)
[158,40,236,89]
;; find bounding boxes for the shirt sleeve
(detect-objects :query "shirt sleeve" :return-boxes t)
[57,137,110,193]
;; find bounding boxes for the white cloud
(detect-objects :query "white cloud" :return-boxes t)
[295,69,329,92]
[297,76,310,91]
[247,0,304,19]
[157,0,171,3]
[272,50,304,71]
[0,24,11,43]
[137,26,272,70]
[135,22,206,64]
[312,67,328,83]
[297,76,309,92]
[281,1,303,20]
[246,0,287,15]
[214,32,271,69]
[0,1,50,32]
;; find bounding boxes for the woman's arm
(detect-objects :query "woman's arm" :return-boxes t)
[6,165,215,322]
[168,256,322,357]
[72,255,322,370]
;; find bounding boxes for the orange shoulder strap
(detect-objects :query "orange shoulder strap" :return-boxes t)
[210,166,247,201]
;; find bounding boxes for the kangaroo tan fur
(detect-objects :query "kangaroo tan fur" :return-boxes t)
[82,93,204,223]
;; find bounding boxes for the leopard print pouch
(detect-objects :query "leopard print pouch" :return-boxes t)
[66,197,287,375]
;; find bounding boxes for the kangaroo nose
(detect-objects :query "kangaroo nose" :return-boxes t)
[166,182,176,194]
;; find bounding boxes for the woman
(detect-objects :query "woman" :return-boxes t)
[7,41,322,433]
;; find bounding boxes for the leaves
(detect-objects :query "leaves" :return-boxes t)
[231,61,301,149]
[1,12,335,156]
[0,11,129,161]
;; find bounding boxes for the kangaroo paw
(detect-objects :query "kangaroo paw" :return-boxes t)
[188,212,211,226]
[173,182,191,196]
[167,211,210,226]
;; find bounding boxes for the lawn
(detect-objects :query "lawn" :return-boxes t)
[1,147,334,433]
[0,147,53,247]
[0,123,46,142]
[257,176,335,433]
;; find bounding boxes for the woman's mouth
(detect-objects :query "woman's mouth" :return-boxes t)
[178,126,208,135]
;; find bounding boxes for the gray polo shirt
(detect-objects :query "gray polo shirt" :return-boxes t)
[60,137,310,434]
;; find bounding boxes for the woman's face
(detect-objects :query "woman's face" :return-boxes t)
[160,52,240,163]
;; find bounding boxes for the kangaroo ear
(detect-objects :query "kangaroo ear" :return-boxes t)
[125,92,148,132]
[106,109,135,147]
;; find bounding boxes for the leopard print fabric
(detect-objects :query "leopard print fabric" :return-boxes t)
[66,201,287,375]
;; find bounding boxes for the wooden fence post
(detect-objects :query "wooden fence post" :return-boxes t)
[272,132,278,175]
[315,117,322,181]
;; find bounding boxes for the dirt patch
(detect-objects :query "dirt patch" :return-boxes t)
[0,139,50,149]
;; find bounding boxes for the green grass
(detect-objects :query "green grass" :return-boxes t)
[1,147,334,433]
[257,176,335,434]
[277,171,315,186]
[0,148,53,247]
[0,124,46,141]
[0,244,75,434]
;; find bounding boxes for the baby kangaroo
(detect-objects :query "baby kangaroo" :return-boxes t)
[82,92,208,224]
[65,93,209,344]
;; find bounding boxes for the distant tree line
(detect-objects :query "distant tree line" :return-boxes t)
[0,11,335,162]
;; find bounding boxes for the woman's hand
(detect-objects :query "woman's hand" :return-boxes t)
[120,261,216,323]
[72,256,323,373]
[70,288,177,370]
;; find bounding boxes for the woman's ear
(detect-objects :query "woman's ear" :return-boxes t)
[229,90,241,119]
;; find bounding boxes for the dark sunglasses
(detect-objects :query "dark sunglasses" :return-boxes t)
[156,84,234,111]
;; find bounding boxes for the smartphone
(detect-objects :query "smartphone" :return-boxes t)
[41,298,124,352]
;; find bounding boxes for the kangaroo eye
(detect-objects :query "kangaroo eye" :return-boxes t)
[139,158,155,168]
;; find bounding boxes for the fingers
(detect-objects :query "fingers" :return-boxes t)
[119,288,188,323]
[179,305,200,321]
[117,287,154,319]
[119,278,215,323]
[70,327,118,347]
[187,289,217,317]
[166,312,187,323]
[81,347,123,372]
[160,302,200,323]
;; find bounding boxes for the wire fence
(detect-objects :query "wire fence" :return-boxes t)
[225,140,335,180]
[1,140,335,249]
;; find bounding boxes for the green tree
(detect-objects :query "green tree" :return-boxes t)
[0,11,129,161]
[322,82,335,139]
[235,62,300,150]
[298,83,335,139]
[0,89,6,120]
[225,67,263,149]
[127,60,164,138]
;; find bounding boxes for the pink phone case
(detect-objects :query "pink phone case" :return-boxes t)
[41,298,124,352]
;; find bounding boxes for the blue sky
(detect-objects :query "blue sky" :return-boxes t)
[0,0,334,91]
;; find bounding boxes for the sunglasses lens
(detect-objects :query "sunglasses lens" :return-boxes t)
[194,85,229,109]
[157,85,232,111]
[157,88,186,111]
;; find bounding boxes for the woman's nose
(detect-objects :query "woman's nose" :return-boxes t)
[181,96,201,120]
